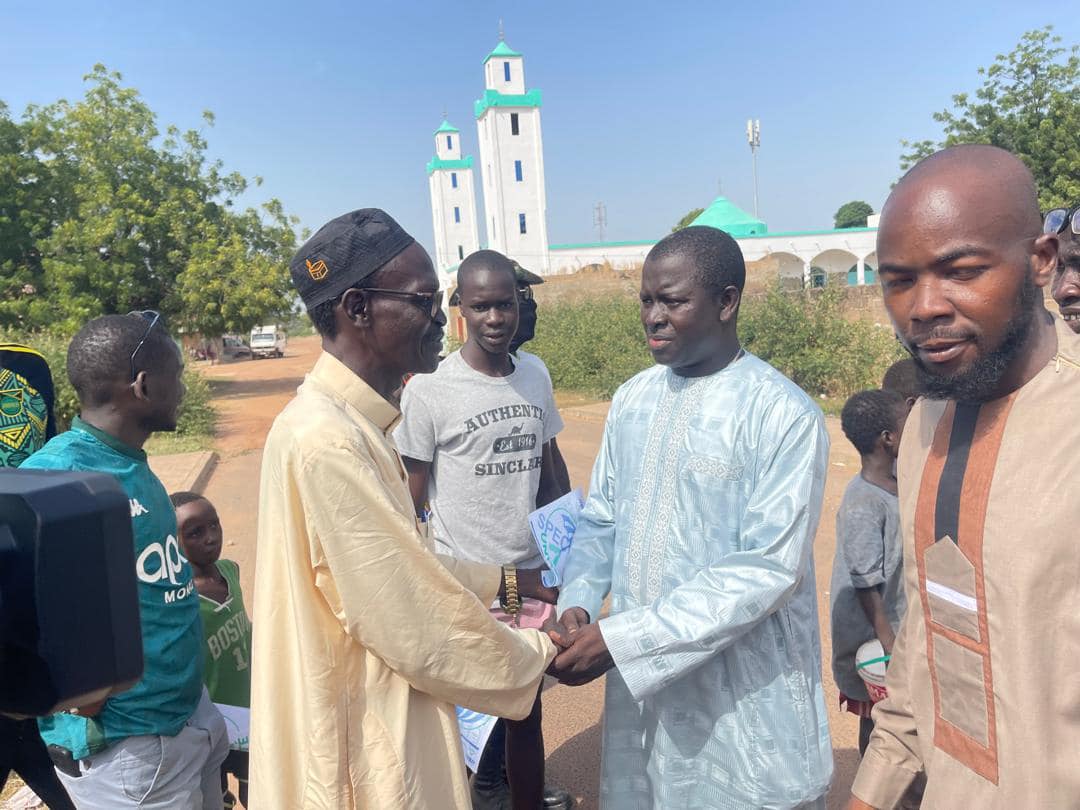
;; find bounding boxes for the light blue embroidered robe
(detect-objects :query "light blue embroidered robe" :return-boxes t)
[558,354,833,809]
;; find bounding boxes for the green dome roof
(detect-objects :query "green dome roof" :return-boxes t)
[484,40,522,63]
[689,197,767,237]
[434,119,459,135]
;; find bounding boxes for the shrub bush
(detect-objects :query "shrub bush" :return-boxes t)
[526,284,903,401]
[739,285,904,398]
[1,328,216,437]
[528,298,652,398]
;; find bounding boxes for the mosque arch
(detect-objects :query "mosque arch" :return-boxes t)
[767,251,805,290]
[810,248,859,286]
[847,263,876,285]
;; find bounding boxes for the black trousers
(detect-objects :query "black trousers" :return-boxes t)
[0,717,75,810]
[471,718,507,792]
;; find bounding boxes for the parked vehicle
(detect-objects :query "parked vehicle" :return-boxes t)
[250,325,287,358]
[222,335,253,360]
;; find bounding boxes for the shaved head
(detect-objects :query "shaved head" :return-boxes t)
[876,144,1058,402]
[883,145,1042,243]
[457,250,516,295]
[455,249,519,358]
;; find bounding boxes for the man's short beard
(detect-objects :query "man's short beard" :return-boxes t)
[912,273,1041,403]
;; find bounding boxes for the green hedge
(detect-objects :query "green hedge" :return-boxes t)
[529,298,653,399]
[739,285,904,398]
[1,329,216,437]
[527,284,903,400]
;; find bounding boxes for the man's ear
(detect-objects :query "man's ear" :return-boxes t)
[131,370,151,403]
[1031,232,1059,289]
[718,285,742,324]
[340,288,370,326]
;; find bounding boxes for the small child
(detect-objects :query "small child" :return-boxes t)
[171,491,251,809]
[829,389,909,755]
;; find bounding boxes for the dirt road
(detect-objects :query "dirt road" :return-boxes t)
[198,335,862,809]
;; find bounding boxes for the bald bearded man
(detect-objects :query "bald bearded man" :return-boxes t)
[848,146,1080,809]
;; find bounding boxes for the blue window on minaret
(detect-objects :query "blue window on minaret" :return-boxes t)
[451,172,458,188]
[447,135,453,150]
[519,213,527,234]
[510,113,519,135]
[458,245,464,260]
[503,61,511,82]
[454,206,461,223]
[514,160,523,182]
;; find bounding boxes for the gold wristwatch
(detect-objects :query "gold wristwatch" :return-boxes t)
[501,564,521,625]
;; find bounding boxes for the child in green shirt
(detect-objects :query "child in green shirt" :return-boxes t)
[172,491,251,809]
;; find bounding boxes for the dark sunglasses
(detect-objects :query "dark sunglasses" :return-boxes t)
[128,310,161,381]
[1043,206,1080,237]
[363,288,444,319]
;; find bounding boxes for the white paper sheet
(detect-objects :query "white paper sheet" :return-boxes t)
[456,706,499,772]
[214,703,250,751]
[529,489,585,588]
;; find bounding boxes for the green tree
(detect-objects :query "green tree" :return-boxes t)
[833,200,874,229]
[0,102,65,327]
[900,26,1080,209]
[671,207,704,232]
[2,65,298,334]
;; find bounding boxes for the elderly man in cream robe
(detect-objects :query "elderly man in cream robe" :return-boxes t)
[250,209,556,809]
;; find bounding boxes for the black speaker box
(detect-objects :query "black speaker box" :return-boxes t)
[0,469,143,716]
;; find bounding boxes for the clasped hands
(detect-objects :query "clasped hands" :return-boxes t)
[542,607,614,686]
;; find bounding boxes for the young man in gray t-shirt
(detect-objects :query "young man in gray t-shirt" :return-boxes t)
[396,250,565,810]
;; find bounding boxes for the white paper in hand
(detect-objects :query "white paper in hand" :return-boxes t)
[529,489,585,588]
[456,706,499,771]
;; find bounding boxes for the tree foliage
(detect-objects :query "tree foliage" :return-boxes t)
[671,207,704,232]
[900,26,1080,209]
[0,65,298,335]
[833,200,874,229]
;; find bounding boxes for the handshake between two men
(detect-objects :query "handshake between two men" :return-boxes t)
[541,607,615,687]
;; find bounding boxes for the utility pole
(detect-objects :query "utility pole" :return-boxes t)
[746,118,761,218]
[593,201,607,243]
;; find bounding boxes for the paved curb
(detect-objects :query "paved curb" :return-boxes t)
[561,403,611,424]
[149,450,219,495]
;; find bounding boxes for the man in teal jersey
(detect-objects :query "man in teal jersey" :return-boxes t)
[21,313,228,809]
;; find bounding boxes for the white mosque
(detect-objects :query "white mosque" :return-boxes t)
[427,35,881,289]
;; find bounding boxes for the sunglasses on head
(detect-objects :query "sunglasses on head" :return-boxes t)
[1043,206,1080,237]
[128,310,161,382]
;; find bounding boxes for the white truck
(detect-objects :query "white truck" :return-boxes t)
[249,325,287,358]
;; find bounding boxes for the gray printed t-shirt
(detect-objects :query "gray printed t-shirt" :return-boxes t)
[395,350,563,569]
[829,473,906,700]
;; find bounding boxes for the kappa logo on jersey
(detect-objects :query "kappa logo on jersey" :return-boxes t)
[136,534,189,587]
[129,499,149,517]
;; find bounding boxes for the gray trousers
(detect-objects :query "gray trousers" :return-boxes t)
[56,688,228,809]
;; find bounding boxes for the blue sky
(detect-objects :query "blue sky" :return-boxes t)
[4,1,1077,257]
